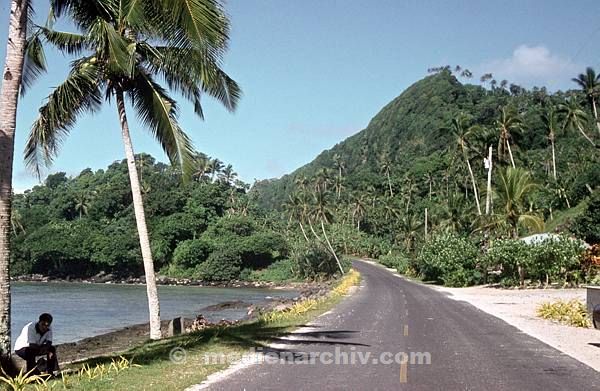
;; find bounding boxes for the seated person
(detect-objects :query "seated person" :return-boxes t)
[14,313,59,376]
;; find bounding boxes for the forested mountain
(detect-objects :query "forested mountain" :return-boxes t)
[253,70,599,235]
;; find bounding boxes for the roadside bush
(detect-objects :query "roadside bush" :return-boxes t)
[484,236,585,286]
[417,234,480,287]
[172,239,211,268]
[537,299,590,328]
[292,242,340,280]
[483,239,530,284]
[249,259,296,282]
[197,248,242,281]
[379,252,411,274]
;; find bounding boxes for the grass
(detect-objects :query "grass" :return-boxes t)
[537,299,591,328]
[24,269,361,390]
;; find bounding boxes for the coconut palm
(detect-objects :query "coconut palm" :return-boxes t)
[74,191,92,218]
[448,113,482,215]
[283,193,309,241]
[572,67,600,135]
[495,167,544,286]
[350,193,367,231]
[378,153,394,197]
[495,106,523,168]
[192,153,211,182]
[309,188,345,274]
[495,167,544,239]
[558,98,597,147]
[219,164,237,185]
[24,0,241,340]
[209,158,224,182]
[332,153,345,198]
[541,107,560,180]
[0,0,44,358]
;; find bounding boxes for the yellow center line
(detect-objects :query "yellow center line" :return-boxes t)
[403,325,409,336]
[400,361,408,383]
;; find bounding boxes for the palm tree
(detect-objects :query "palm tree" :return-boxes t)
[220,164,237,185]
[495,107,523,167]
[332,153,345,198]
[191,153,210,182]
[283,193,309,241]
[24,0,240,340]
[495,167,544,286]
[294,175,309,192]
[74,191,91,218]
[0,0,41,359]
[10,209,25,236]
[209,158,224,182]
[541,108,559,180]
[558,98,597,147]
[449,114,482,215]
[310,189,344,274]
[351,193,367,231]
[496,167,544,239]
[572,67,600,135]
[378,153,394,197]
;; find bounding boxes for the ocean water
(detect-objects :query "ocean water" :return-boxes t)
[11,282,297,346]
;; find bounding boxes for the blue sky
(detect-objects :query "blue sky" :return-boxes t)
[2,0,600,192]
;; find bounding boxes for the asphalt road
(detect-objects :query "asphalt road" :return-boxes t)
[194,260,600,390]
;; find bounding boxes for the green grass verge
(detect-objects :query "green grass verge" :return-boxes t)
[34,270,361,390]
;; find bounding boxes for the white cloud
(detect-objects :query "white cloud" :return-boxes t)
[479,45,581,90]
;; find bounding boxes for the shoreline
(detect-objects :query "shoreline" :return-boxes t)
[53,281,333,365]
[11,273,324,291]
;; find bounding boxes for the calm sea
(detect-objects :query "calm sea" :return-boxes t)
[11,282,297,346]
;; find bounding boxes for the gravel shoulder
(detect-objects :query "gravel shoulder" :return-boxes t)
[433,285,600,372]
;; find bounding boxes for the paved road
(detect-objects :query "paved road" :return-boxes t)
[195,260,600,390]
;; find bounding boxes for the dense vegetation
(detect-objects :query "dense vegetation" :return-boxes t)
[253,69,600,287]
[9,154,291,281]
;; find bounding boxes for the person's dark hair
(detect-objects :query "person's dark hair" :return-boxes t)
[39,313,53,324]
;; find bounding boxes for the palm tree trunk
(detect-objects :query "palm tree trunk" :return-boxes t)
[0,0,29,359]
[576,123,597,147]
[116,90,161,340]
[298,221,309,242]
[320,220,345,274]
[485,146,493,215]
[593,97,600,135]
[387,171,393,198]
[550,137,557,181]
[506,140,516,168]
[465,159,482,215]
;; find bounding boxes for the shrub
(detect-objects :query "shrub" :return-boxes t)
[172,239,211,268]
[292,242,340,280]
[537,299,590,328]
[484,236,586,286]
[197,248,242,281]
[379,252,411,274]
[417,234,480,286]
[249,259,296,282]
[483,239,531,283]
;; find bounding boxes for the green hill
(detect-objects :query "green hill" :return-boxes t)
[253,70,599,237]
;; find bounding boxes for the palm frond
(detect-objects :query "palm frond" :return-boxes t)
[159,0,229,49]
[38,26,88,55]
[25,57,102,176]
[128,69,197,180]
[21,32,47,96]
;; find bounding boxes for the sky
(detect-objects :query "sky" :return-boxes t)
[2,0,600,192]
